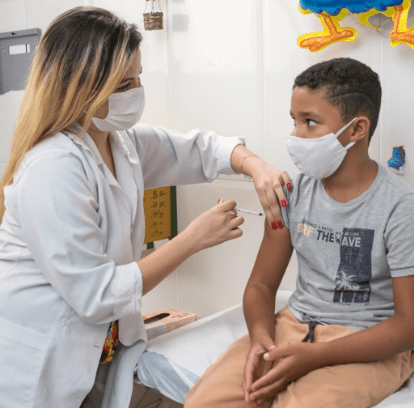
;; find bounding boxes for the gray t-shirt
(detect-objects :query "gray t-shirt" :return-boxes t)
[281,163,414,331]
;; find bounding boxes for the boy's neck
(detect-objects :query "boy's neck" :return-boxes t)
[322,151,378,204]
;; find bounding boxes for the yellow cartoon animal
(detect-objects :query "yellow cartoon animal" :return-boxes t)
[298,0,414,52]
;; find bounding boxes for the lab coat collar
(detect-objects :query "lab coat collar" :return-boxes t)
[112,130,139,165]
[64,122,104,166]
[64,123,122,196]
[64,122,135,164]
[110,131,131,157]
[110,136,138,228]
[64,122,139,228]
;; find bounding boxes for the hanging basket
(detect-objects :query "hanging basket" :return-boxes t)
[143,12,163,30]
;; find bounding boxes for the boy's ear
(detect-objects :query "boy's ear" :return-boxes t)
[350,116,370,142]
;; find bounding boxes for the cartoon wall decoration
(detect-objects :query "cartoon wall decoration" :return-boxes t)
[387,146,406,175]
[298,0,414,52]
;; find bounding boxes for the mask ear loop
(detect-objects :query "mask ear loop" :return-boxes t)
[337,117,358,150]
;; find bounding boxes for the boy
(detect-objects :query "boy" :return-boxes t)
[184,58,414,408]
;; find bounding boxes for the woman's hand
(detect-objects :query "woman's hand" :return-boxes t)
[183,199,244,253]
[230,146,291,230]
[247,157,292,230]
[248,343,323,402]
[140,199,243,295]
[243,335,276,404]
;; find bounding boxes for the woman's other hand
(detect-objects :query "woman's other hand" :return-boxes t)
[231,146,292,230]
[183,198,244,253]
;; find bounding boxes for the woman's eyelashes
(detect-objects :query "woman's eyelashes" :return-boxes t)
[117,83,131,92]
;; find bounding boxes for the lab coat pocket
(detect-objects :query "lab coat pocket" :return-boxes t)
[0,317,49,408]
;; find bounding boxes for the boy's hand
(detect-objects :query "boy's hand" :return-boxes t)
[243,336,276,403]
[249,343,324,402]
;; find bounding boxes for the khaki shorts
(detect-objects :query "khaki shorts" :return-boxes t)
[185,306,414,408]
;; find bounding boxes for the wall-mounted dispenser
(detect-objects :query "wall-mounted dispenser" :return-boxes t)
[0,28,41,95]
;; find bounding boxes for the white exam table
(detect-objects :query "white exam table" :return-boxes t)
[135,290,414,407]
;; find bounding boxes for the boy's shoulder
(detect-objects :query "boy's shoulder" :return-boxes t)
[285,172,317,206]
[378,164,414,199]
[282,173,315,228]
[289,164,414,201]
[284,164,414,221]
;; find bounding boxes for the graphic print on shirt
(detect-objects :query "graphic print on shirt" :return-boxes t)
[297,222,375,304]
[333,228,375,304]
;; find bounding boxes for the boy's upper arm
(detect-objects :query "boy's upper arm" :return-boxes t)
[387,194,414,319]
[281,185,291,229]
[248,219,293,293]
[385,194,414,278]
[247,178,297,291]
[393,275,414,320]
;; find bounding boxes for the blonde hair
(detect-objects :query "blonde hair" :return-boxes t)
[0,6,142,221]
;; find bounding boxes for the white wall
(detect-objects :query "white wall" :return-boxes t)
[1,0,413,318]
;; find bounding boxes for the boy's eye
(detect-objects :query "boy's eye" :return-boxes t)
[292,119,297,126]
[307,119,317,126]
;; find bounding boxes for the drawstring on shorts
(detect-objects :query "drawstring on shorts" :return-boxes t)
[301,321,319,343]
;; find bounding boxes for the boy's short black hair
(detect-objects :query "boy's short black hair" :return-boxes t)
[293,58,381,144]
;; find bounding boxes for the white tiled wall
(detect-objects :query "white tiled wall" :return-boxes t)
[1,0,414,318]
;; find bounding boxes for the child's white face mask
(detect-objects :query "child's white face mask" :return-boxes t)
[92,86,145,132]
[286,118,357,180]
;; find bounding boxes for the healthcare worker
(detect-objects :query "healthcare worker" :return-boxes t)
[0,6,291,408]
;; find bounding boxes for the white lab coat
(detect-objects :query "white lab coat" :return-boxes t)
[0,121,244,408]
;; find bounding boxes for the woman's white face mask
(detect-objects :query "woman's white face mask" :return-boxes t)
[92,86,145,132]
[286,118,357,180]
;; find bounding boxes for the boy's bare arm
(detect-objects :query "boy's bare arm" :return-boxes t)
[243,220,293,343]
[242,220,293,403]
